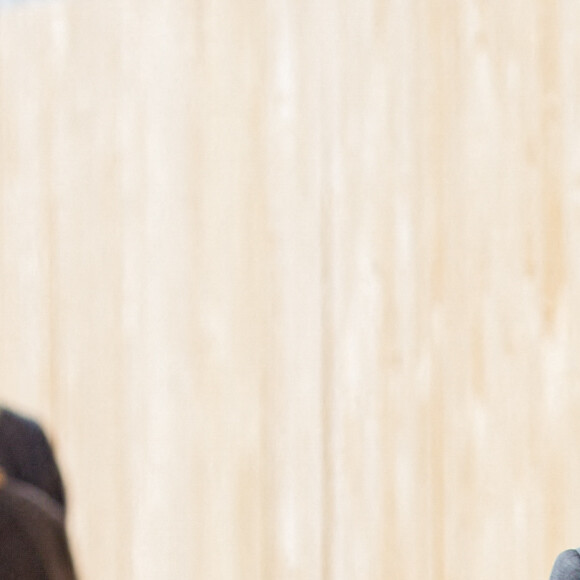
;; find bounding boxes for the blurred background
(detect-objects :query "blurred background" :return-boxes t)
[0,0,577,578]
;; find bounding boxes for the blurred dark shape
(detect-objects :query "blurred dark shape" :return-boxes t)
[0,408,76,578]
[0,408,66,511]
[0,469,76,579]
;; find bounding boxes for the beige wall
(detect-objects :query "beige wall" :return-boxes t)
[0,0,577,578]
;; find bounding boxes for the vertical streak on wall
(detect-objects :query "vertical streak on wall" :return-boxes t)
[319,3,339,579]
[422,1,455,578]
[261,0,325,576]
[320,127,334,580]
[46,0,68,454]
[0,12,6,410]
[240,4,269,576]
[538,0,565,565]
[118,2,147,577]
[46,103,58,443]
[539,1,564,331]
[322,0,397,576]
[0,11,6,435]
[387,1,425,576]
[559,1,580,565]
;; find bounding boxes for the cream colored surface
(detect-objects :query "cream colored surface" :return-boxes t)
[0,0,576,578]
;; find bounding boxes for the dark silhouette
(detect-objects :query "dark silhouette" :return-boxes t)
[0,470,76,579]
[0,407,76,578]
[0,407,66,510]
